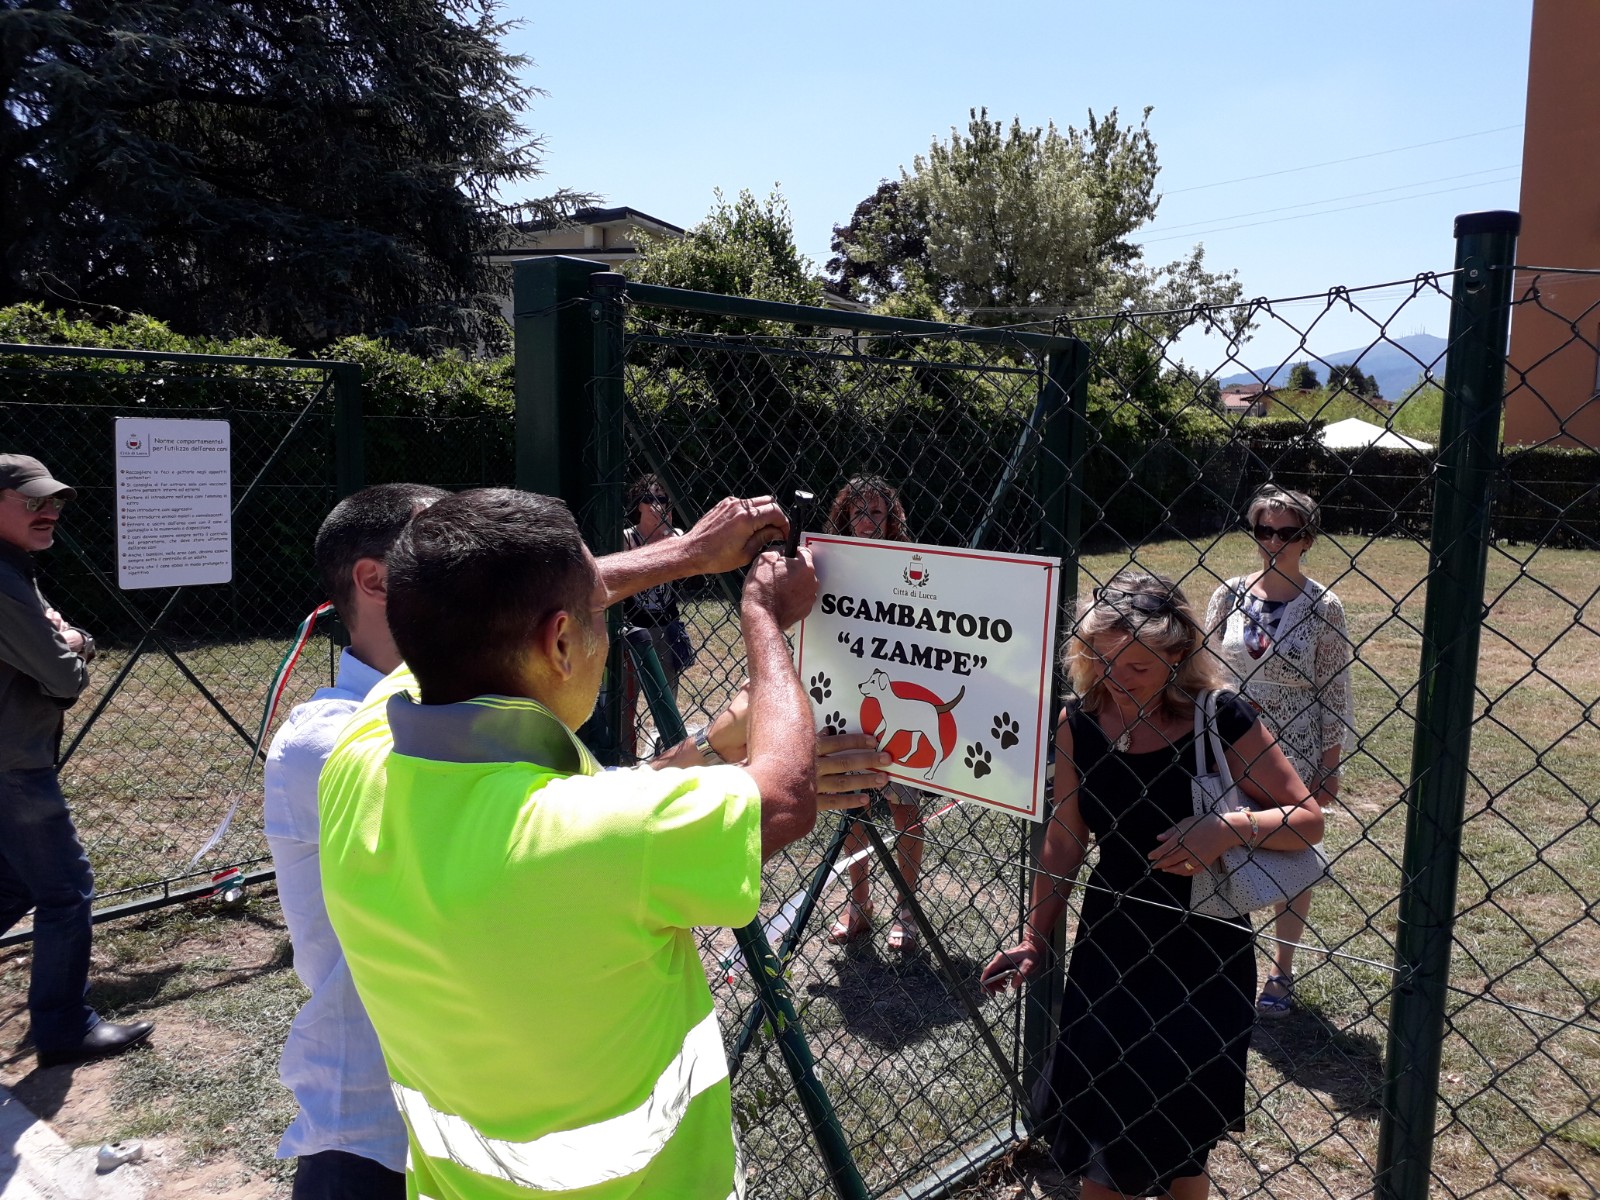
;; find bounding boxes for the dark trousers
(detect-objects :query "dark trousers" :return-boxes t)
[293,1150,407,1200]
[0,768,96,1052]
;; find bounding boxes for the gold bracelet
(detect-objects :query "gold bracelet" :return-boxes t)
[1246,809,1261,847]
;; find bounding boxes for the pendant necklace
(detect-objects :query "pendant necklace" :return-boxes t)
[1112,724,1134,753]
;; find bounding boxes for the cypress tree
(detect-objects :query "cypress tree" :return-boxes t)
[1,0,572,349]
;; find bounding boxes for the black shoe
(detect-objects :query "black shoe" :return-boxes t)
[37,1020,154,1068]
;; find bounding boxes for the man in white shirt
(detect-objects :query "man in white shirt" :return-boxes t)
[266,483,805,1198]
[266,483,446,1197]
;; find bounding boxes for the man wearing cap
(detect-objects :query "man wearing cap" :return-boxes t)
[0,454,154,1066]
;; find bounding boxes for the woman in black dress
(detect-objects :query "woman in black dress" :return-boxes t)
[982,572,1323,1199]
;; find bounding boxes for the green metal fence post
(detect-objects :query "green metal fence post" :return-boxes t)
[615,649,867,1198]
[1021,340,1088,1127]
[512,255,610,502]
[330,362,364,499]
[587,271,629,763]
[1375,210,1519,1200]
[586,271,629,557]
[731,923,871,1200]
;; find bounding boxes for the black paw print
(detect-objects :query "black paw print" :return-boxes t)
[964,742,992,779]
[991,712,1020,750]
[819,710,846,736]
[809,672,832,704]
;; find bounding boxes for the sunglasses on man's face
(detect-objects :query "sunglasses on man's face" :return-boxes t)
[10,494,67,514]
[643,493,670,506]
[1251,522,1306,544]
[1092,586,1175,614]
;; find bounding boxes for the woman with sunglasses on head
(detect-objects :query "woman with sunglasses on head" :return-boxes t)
[981,572,1321,1200]
[821,476,929,954]
[620,476,696,748]
[1205,485,1355,1018]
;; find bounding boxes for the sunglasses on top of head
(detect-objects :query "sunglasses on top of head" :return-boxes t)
[1251,522,1306,544]
[1092,585,1176,614]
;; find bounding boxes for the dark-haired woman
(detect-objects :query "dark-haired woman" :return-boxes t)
[620,475,694,751]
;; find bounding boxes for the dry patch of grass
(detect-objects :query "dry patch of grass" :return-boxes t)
[0,895,298,1199]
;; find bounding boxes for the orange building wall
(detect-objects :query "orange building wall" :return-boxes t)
[1504,0,1600,448]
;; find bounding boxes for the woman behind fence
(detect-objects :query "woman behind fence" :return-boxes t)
[620,474,696,751]
[981,572,1322,1200]
[1205,485,1355,1018]
[823,476,929,954]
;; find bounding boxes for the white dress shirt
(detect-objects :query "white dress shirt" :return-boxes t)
[264,648,407,1170]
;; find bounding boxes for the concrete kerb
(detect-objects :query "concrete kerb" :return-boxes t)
[0,1085,149,1200]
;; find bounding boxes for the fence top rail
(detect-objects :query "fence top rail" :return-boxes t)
[617,280,1081,353]
[0,342,355,373]
[1508,264,1600,277]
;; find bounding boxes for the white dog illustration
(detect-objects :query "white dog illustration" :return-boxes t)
[858,669,965,780]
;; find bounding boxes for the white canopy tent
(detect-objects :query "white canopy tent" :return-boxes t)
[1319,417,1434,452]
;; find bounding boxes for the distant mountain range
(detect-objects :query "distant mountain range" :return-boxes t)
[1219,332,1446,403]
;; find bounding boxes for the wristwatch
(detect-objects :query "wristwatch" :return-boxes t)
[694,733,724,765]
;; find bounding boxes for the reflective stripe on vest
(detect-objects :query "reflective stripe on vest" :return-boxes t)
[392,1008,729,1192]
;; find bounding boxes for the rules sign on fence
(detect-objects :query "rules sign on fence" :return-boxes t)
[796,534,1061,821]
[114,417,233,590]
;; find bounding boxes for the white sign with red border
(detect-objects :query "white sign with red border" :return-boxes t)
[796,534,1061,822]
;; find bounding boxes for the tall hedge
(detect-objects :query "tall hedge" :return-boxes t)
[5,305,1594,647]
[0,306,514,641]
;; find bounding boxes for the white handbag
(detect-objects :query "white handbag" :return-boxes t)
[1189,690,1331,920]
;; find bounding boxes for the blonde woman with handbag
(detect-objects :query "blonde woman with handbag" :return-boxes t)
[981,573,1321,1200]
[1206,485,1355,1017]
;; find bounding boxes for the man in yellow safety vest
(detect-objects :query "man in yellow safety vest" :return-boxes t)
[319,487,826,1199]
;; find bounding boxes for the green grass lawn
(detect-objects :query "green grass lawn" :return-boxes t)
[21,532,1597,1199]
[695,532,1600,1198]
[56,635,339,901]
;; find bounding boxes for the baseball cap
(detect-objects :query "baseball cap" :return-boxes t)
[0,454,78,501]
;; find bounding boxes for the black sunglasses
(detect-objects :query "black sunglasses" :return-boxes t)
[1093,585,1176,614]
[1251,522,1307,544]
[642,492,671,506]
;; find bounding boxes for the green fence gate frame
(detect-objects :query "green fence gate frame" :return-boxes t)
[513,257,1087,1198]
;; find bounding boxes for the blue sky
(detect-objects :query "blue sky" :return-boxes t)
[502,1,1532,373]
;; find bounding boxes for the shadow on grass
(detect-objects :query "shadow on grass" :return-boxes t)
[1250,1005,1386,1117]
[804,945,990,1052]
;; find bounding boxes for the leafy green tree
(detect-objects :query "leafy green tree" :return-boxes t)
[1391,379,1444,440]
[2,0,578,350]
[824,180,931,305]
[826,107,1241,328]
[1287,361,1321,390]
[623,190,832,492]
[1263,385,1379,428]
[625,189,822,314]
[1326,363,1381,399]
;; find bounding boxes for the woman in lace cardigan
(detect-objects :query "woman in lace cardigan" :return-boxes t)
[1206,485,1355,1017]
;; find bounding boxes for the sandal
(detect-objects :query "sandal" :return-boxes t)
[827,900,874,946]
[887,909,920,955]
[1257,972,1293,1018]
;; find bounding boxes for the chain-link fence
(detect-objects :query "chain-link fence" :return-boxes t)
[602,282,1071,1200]
[2,214,1594,1199]
[514,210,1598,1200]
[0,344,519,925]
[0,345,355,920]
